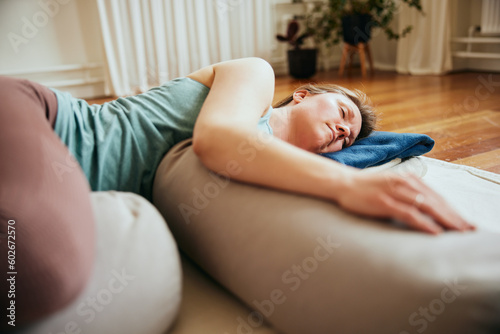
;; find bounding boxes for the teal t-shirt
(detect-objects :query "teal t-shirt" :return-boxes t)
[52,77,273,201]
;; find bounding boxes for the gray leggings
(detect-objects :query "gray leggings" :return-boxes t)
[0,76,95,330]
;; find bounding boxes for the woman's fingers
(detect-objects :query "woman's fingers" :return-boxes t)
[340,172,476,235]
[401,174,476,232]
[382,195,444,234]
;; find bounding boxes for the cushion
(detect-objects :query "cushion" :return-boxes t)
[153,139,500,334]
[167,255,279,334]
[20,191,182,334]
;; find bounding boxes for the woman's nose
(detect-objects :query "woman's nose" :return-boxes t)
[335,124,350,139]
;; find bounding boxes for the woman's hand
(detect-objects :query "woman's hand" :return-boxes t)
[336,172,476,234]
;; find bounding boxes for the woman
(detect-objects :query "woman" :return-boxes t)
[188,58,472,233]
[0,57,473,328]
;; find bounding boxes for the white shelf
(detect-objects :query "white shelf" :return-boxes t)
[452,32,500,60]
[453,51,500,59]
[452,37,500,43]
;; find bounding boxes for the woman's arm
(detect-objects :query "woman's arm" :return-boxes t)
[190,58,354,205]
[189,58,474,234]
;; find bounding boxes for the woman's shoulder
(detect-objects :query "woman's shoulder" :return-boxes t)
[186,58,274,90]
[186,65,215,88]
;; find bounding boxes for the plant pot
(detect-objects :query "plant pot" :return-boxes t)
[342,13,372,45]
[287,48,317,79]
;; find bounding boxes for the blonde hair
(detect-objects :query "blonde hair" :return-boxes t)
[273,83,377,140]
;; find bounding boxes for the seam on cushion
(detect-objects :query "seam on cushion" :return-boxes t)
[420,156,500,184]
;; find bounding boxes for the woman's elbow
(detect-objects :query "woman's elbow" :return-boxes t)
[192,128,207,158]
[192,125,222,164]
[192,124,240,172]
[192,133,206,158]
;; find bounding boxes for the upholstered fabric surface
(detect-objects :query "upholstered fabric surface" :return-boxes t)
[154,139,500,334]
[167,255,279,334]
[19,191,182,334]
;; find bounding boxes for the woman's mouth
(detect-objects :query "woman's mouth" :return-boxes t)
[327,124,335,146]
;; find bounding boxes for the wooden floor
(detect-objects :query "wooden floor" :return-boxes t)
[88,70,500,174]
[274,70,500,174]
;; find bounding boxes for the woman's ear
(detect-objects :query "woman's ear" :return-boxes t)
[292,90,309,104]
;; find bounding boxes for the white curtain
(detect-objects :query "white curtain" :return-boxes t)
[482,0,500,34]
[396,0,453,75]
[96,0,273,96]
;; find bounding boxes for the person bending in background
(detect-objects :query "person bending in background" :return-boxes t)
[0,57,474,330]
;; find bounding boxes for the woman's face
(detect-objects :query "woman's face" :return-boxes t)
[288,91,362,153]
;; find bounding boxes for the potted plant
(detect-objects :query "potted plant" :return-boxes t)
[306,0,424,47]
[276,19,317,79]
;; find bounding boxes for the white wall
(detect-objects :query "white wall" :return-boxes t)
[1,0,497,99]
[0,0,106,98]
[368,13,399,71]
[455,0,500,71]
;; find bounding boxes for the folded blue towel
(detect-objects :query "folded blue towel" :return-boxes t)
[320,131,435,169]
